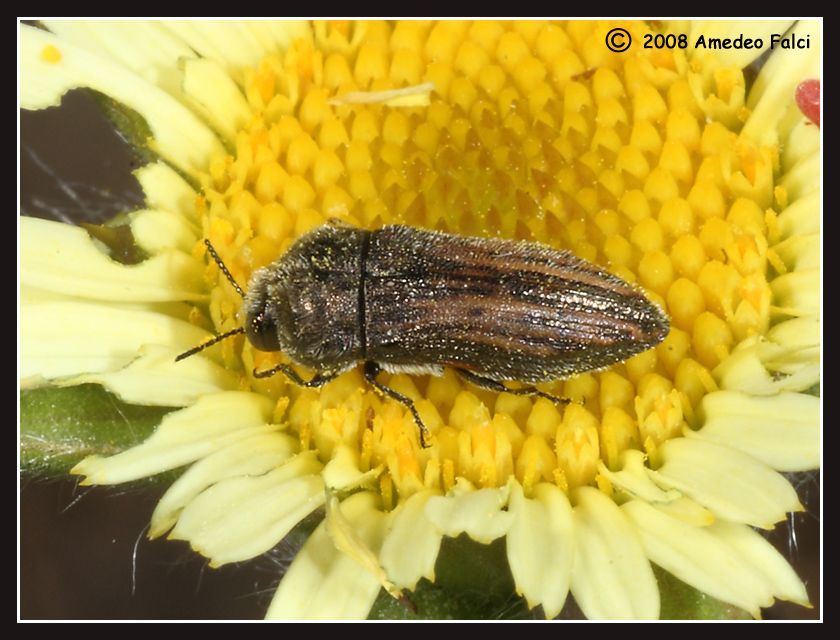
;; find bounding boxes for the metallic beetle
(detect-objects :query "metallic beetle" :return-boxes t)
[179,221,670,445]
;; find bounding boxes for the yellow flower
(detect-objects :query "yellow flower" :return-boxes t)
[20,20,819,619]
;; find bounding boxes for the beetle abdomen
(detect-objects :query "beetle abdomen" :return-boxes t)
[363,225,669,382]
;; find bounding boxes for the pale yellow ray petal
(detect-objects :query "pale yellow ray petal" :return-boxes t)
[20,24,225,180]
[171,451,325,565]
[71,391,275,484]
[710,519,810,607]
[779,117,822,175]
[152,432,301,536]
[182,58,253,145]
[691,390,819,472]
[423,479,513,543]
[41,20,197,99]
[776,189,820,239]
[324,490,407,604]
[570,486,659,620]
[62,344,240,406]
[507,482,574,619]
[21,217,205,302]
[20,300,209,381]
[321,443,383,492]
[779,152,819,198]
[742,20,820,147]
[380,491,441,589]
[162,21,309,87]
[714,340,819,395]
[134,162,198,220]
[650,438,802,528]
[130,209,200,255]
[771,268,820,316]
[622,500,776,617]
[266,492,389,620]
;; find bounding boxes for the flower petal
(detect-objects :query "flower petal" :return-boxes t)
[321,443,382,492]
[380,491,442,590]
[162,20,310,84]
[182,58,253,144]
[766,317,820,372]
[599,451,716,527]
[507,482,574,619]
[130,209,200,255]
[171,450,325,565]
[779,123,819,178]
[134,162,198,219]
[71,391,275,483]
[771,268,820,316]
[20,299,211,381]
[62,344,240,406]
[151,431,300,536]
[423,479,512,543]
[570,486,659,620]
[266,491,390,620]
[324,490,408,604]
[20,24,225,179]
[742,20,820,147]
[21,217,205,302]
[714,339,819,395]
[690,390,819,472]
[41,20,198,98]
[622,500,788,617]
[708,519,810,607]
[780,137,819,192]
[650,438,802,528]
[777,189,819,238]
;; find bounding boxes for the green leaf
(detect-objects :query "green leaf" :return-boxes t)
[20,384,176,482]
[369,534,536,620]
[655,564,752,620]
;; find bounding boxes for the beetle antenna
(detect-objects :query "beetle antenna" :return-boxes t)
[175,327,245,362]
[176,240,248,363]
[204,239,245,298]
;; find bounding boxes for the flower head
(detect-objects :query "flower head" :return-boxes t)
[21,20,819,619]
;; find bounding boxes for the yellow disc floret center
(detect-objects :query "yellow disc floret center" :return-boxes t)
[192,20,777,505]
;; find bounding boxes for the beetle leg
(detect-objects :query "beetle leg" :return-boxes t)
[254,363,338,387]
[364,361,431,448]
[453,367,571,406]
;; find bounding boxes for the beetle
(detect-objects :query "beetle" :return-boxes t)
[178,221,670,446]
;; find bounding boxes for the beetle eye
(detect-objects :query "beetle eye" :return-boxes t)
[246,309,281,352]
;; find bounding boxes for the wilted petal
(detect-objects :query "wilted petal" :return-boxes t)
[423,479,512,543]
